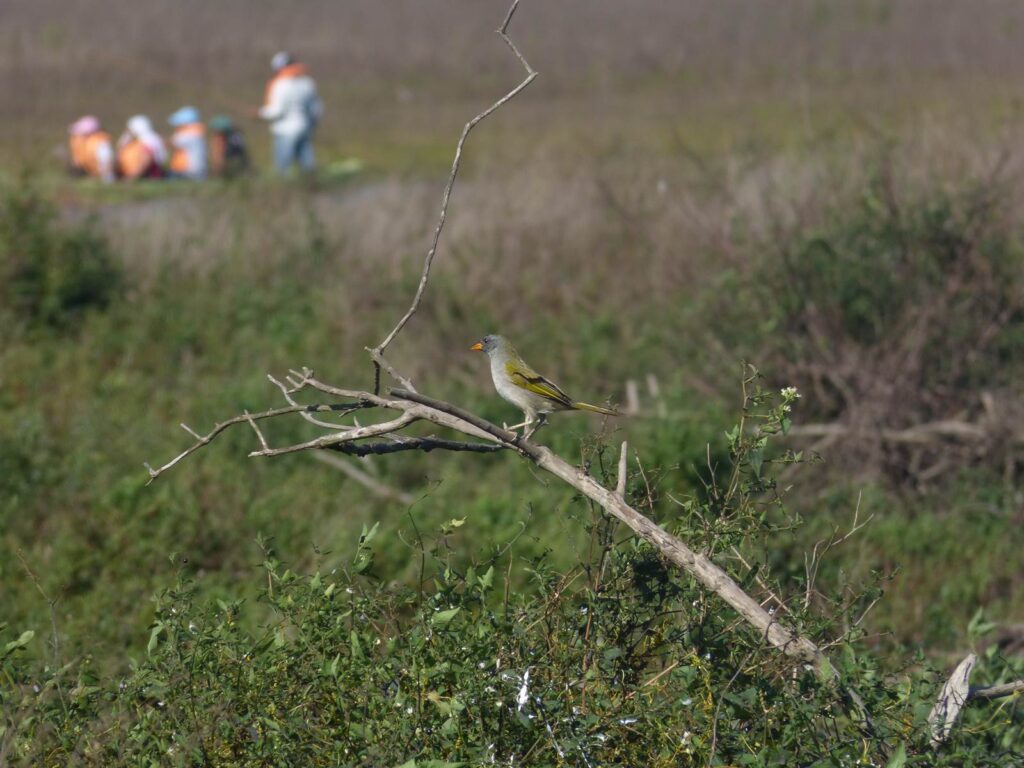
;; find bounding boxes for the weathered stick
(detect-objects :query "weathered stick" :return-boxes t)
[369,0,538,391]
[388,389,825,667]
[929,653,1024,744]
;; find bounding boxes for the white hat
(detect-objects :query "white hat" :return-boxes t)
[127,115,154,136]
[271,51,294,72]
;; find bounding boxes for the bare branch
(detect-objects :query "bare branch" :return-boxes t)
[385,388,826,668]
[928,653,1024,745]
[268,373,363,429]
[930,653,977,745]
[145,404,325,484]
[327,436,505,457]
[148,379,824,668]
[244,410,270,452]
[249,413,418,458]
[971,679,1024,700]
[390,388,518,444]
[370,0,538,385]
[311,452,414,505]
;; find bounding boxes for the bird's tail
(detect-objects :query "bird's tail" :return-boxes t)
[572,401,619,416]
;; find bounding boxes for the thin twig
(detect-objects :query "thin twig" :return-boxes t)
[244,410,270,451]
[145,404,323,484]
[370,0,538,388]
[249,413,418,457]
[15,548,66,714]
[326,436,505,457]
[615,440,628,498]
[311,451,415,505]
[147,382,826,667]
[268,374,364,429]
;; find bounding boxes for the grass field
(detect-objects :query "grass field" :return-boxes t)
[3,1,1024,763]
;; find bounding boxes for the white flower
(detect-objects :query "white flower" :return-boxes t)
[780,386,801,400]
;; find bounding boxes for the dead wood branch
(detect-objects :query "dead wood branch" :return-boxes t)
[370,0,538,390]
[929,653,1024,744]
[147,378,825,670]
[310,452,415,505]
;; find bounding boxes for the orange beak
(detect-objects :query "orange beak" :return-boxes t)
[469,341,484,352]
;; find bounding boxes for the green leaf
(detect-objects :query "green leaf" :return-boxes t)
[351,630,364,660]
[360,521,380,545]
[479,565,495,591]
[431,607,461,628]
[748,447,763,478]
[146,624,162,656]
[885,742,906,768]
[3,629,34,657]
[816,655,835,684]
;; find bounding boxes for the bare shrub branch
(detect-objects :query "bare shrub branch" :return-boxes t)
[147,379,826,669]
[370,0,538,389]
[310,451,415,505]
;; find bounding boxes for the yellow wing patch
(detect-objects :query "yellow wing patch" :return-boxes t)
[506,362,574,408]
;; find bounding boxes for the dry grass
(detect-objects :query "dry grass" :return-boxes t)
[6,1,1024,170]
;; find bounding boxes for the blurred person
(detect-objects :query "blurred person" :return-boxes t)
[117,115,167,180]
[208,115,249,179]
[257,51,323,175]
[167,106,208,180]
[67,115,115,182]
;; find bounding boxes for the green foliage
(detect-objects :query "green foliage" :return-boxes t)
[1,164,1023,763]
[2,381,1022,765]
[0,176,121,328]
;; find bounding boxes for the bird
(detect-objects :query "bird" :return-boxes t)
[470,334,618,437]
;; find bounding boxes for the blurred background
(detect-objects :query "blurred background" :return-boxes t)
[3,0,1024,674]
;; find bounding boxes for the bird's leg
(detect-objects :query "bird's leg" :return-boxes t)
[523,414,548,440]
[504,419,531,434]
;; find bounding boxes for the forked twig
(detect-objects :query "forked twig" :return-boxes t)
[369,0,538,390]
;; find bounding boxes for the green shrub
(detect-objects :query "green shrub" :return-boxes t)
[3,380,1021,766]
[0,177,121,329]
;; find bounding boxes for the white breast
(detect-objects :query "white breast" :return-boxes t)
[490,356,552,419]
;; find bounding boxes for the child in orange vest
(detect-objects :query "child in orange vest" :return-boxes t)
[67,116,114,182]
[208,115,249,179]
[167,106,208,180]
[116,115,167,180]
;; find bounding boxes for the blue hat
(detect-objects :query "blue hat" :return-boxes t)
[168,106,201,127]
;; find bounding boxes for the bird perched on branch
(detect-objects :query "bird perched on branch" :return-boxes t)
[470,334,618,437]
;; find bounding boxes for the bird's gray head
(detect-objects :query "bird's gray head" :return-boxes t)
[470,334,502,356]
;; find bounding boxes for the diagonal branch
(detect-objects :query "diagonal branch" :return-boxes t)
[144,403,350,484]
[326,436,505,457]
[370,0,539,389]
[384,389,826,668]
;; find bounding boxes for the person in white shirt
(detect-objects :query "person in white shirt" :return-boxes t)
[258,51,323,175]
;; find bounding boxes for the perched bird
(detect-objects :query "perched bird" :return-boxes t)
[470,334,618,437]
